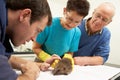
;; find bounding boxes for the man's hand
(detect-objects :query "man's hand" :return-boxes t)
[36,62,50,71]
[19,61,40,80]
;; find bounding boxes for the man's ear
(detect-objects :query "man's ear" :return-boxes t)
[19,9,31,22]
[108,19,112,24]
[105,19,112,26]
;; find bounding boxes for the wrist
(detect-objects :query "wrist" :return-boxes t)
[38,51,51,61]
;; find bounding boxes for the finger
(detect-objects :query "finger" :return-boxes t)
[35,71,40,78]
[52,54,60,57]
[52,57,61,60]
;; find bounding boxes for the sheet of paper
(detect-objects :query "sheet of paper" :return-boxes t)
[78,65,120,80]
[36,65,120,80]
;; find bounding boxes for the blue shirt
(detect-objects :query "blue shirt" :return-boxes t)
[74,19,110,63]
[0,0,18,79]
[36,17,81,57]
[0,55,18,80]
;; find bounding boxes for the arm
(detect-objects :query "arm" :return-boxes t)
[32,41,43,56]
[0,55,18,80]
[17,63,40,80]
[32,41,61,64]
[32,41,51,62]
[9,55,50,71]
[74,56,104,66]
[9,55,40,80]
[0,54,40,80]
[9,55,51,80]
[74,28,110,66]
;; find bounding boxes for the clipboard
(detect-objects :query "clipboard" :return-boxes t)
[109,72,120,80]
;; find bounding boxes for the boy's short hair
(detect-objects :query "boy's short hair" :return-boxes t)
[66,0,90,17]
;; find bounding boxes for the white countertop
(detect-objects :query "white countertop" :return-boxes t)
[37,65,120,80]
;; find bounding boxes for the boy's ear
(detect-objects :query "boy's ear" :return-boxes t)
[19,9,31,22]
[92,9,96,16]
[63,8,67,15]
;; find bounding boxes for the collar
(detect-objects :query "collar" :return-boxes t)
[85,18,102,36]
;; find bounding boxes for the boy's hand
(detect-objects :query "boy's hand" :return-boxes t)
[45,54,61,65]
[36,62,50,71]
[63,54,74,69]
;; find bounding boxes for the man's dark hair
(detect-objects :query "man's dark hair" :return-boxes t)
[6,0,52,25]
[66,0,90,17]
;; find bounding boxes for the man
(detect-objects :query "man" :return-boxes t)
[73,2,115,66]
[0,0,52,80]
